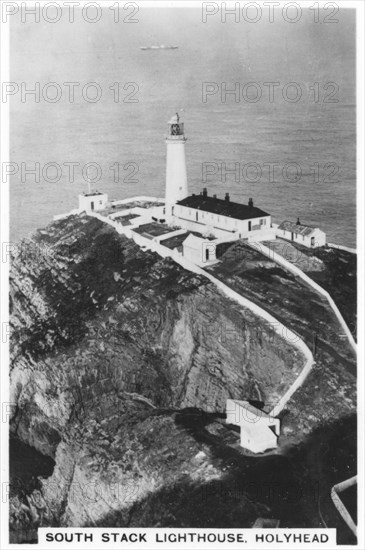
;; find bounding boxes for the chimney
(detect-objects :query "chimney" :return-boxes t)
[213,194,217,199]
[296,217,301,225]
[202,187,208,198]
[248,198,253,207]
[225,193,230,202]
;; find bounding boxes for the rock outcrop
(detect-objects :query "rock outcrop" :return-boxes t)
[9,214,356,543]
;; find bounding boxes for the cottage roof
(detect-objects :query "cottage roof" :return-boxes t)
[278,220,318,236]
[177,194,269,221]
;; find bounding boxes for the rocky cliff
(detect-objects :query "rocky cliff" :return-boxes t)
[9,214,356,543]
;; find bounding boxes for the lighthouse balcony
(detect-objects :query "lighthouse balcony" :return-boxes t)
[166,134,187,141]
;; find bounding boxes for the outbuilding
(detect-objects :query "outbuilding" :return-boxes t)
[79,191,108,212]
[226,399,280,454]
[276,219,326,248]
[182,233,217,266]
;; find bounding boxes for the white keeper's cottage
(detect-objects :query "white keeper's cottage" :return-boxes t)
[171,190,274,241]
[276,219,326,248]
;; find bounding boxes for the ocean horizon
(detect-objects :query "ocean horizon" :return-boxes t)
[9,7,356,247]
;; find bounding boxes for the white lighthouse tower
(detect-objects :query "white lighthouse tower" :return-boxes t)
[165,113,188,210]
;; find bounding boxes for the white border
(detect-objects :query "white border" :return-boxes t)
[0,4,10,549]
[0,1,363,549]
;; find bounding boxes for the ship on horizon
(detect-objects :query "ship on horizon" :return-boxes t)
[140,44,178,50]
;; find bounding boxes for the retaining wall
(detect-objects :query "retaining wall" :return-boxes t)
[248,241,357,354]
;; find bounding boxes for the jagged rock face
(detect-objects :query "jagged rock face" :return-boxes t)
[9,215,304,531]
[10,216,302,449]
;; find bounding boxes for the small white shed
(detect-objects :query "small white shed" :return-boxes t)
[182,234,217,266]
[276,220,326,248]
[79,192,108,212]
[226,399,280,454]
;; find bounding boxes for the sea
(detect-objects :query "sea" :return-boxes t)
[9,7,356,247]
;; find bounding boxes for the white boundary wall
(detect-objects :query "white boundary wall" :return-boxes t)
[156,228,188,243]
[53,208,81,221]
[331,476,357,536]
[328,242,357,254]
[110,196,165,206]
[109,207,147,220]
[248,241,357,354]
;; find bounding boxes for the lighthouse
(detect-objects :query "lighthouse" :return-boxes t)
[165,113,188,208]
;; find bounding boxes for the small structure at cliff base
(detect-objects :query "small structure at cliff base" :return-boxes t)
[226,399,280,454]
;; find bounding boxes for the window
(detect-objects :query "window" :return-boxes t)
[196,212,198,221]
[172,206,174,215]
[311,236,315,246]
[99,200,102,205]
